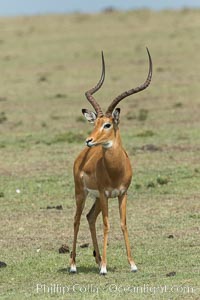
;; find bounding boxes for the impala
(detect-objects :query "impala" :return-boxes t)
[70,48,152,275]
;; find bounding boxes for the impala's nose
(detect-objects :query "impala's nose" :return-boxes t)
[86,138,93,147]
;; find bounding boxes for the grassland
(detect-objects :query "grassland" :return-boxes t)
[0,9,200,300]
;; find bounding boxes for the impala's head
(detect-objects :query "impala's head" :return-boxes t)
[82,49,153,148]
[82,108,120,148]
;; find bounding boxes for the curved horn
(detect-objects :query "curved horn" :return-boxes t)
[106,48,152,116]
[85,51,105,117]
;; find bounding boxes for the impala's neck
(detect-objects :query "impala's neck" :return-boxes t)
[102,128,126,176]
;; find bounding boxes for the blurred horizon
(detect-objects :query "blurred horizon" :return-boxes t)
[0,0,200,16]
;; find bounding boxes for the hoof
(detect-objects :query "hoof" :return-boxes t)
[70,265,77,273]
[100,266,107,275]
[131,264,138,272]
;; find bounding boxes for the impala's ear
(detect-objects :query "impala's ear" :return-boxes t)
[82,109,97,123]
[112,108,120,125]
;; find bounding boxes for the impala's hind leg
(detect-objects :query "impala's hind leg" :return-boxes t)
[86,197,101,266]
[118,193,137,272]
[99,193,109,275]
[70,191,86,273]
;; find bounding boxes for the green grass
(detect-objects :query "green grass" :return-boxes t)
[0,9,200,300]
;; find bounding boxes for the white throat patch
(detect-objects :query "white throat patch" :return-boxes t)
[102,141,113,149]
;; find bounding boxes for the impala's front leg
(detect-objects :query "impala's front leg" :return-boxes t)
[118,193,137,272]
[99,193,109,275]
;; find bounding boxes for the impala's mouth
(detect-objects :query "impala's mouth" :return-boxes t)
[86,142,95,147]
[86,139,97,147]
[86,140,112,148]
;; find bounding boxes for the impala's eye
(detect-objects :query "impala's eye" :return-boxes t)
[103,123,111,129]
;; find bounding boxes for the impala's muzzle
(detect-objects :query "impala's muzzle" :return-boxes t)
[86,138,94,147]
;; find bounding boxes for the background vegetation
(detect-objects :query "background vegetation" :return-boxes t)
[0,9,200,299]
